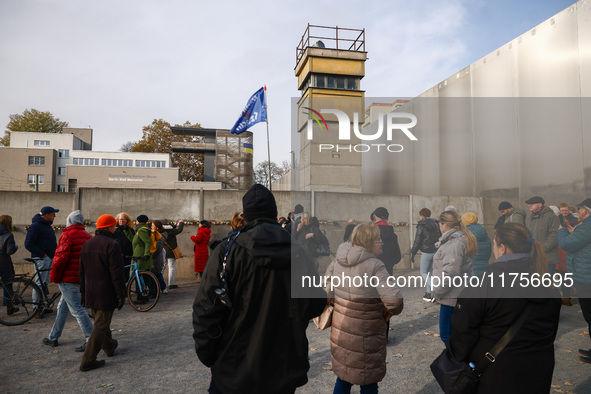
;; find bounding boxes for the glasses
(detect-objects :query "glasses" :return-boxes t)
[374,239,383,244]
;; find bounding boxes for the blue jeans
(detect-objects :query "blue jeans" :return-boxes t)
[47,282,93,341]
[419,253,435,294]
[33,256,52,306]
[439,304,455,344]
[334,377,378,394]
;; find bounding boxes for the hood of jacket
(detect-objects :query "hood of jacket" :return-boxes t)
[0,223,8,236]
[436,228,464,248]
[466,223,489,242]
[63,223,86,233]
[235,218,291,271]
[512,206,527,218]
[334,242,375,268]
[418,217,438,227]
[530,206,554,220]
[32,213,52,227]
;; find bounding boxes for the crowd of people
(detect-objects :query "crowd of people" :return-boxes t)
[2,187,591,393]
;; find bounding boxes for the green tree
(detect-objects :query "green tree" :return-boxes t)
[131,119,204,181]
[1,109,69,146]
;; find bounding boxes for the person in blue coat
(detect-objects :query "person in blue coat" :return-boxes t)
[558,198,591,364]
[24,206,59,316]
[461,212,491,276]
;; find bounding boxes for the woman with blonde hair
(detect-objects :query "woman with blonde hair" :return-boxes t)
[432,210,477,343]
[326,223,404,394]
[445,223,561,393]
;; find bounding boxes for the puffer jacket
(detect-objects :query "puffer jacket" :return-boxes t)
[326,242,404,386]
[558,216,591,285]
[25,214,57,258]
[526,207,560,265]
[466,223,491,276]
[132,223,153,270]
[432,229,473,307]
[50,224,92,284]
[0,223,18,278]
[191,227,211,273]
[411,218,440,255]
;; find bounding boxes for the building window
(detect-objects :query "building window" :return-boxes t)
[28,156,45,166]
[312,74,359,91]
[27,174,45,184]
[58,167,66,176]
[57,185,66,192]
[58,149,70,158]
[135,160,165,168]
[34,140,50,146]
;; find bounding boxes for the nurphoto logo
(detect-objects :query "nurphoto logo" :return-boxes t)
[304,108,418,153]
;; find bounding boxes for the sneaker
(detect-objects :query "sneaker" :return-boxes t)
[105,340,118,357]
[162,288,168,294]
[579,348,591,357]
[168,285,178,289]
[43,338,59,347]
[80,360,105,372]
[422,293,434,302]
[75,343,87,352]
[580,355,591,364]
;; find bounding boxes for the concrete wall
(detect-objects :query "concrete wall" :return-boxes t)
[3,188,493,279]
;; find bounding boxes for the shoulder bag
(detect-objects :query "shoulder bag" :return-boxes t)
[430,303,533,394]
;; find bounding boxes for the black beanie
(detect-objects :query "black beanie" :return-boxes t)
[136,214,149,223]
[498,201,513,210]
[242,184,278,222]
[371,207,389,220]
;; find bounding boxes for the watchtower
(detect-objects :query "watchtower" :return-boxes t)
[294,24,367,192]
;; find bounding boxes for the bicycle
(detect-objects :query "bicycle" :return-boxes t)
[126,256,160,312]
[0,257,61,326]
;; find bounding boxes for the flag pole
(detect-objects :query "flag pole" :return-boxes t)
[264,86,272,191]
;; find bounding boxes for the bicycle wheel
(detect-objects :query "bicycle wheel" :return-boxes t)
[0,278,43,326]
[127,271,160,312]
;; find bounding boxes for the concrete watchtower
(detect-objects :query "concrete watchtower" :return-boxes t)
[294,24,367,192]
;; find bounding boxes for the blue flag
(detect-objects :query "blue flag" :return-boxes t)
[230,87,267,134]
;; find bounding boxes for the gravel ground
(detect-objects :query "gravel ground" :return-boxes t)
[1,270,590,393]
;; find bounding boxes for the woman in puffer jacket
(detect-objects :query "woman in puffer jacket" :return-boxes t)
[191,220,211,282]
[432,210,477,344]
[325,223,404,394]
[461,212,492,276]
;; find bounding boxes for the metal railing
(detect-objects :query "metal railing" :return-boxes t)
[296,24,365,65]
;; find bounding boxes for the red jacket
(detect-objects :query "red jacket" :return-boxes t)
[50,224,92,284]
[191,227,211,272]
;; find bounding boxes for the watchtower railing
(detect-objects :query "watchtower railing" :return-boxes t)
[296,24,365,65]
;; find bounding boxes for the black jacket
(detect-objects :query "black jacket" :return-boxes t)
[0,223,17,278]
[375,222,401,274]
[192,219,326,394]
[411,218,440,255]
[297,221,329,257]
[25,214,57,258]
[79,230,126,310]
[448,255,561,394]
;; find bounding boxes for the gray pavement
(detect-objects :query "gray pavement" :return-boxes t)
[1,271,590,393]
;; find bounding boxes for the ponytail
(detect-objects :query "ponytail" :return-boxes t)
[494,223,547,275]
[439,211,478,257]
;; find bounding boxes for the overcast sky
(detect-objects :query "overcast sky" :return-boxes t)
[0,0,578,166]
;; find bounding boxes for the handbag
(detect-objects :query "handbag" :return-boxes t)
[313,299,334,330]
[164,240,183,259]
[430,304,533,394]
[172,246,182,259]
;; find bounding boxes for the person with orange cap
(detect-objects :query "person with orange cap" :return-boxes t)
[78,214,126,372]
